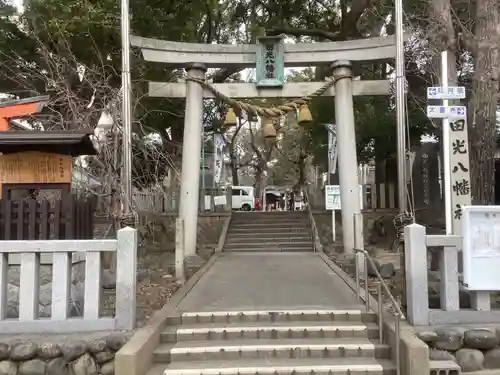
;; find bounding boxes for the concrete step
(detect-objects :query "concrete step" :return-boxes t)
[224,241,313,249]
[232,213,308,217]
[223,246,313,252]
[225,239,312,245]
[175,310,377,325]
[161,321,379,343]
[225,241,312,246]
[226,232,312,240]
[229,226,311,233]
[231,218,309,224]
[147,364,170,375]
[230,223,310,228]
[231,222,309,228]
[154,338,391,362]
[157,357,396,375]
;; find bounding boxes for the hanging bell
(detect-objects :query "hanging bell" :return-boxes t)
[298,104,313,126]
[262,117,277,139]
[223,107,238,127]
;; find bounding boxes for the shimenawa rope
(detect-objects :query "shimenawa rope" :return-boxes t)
[185,71,353,118]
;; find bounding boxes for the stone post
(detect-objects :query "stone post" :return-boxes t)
[179,63,206,256]
[115,227,138,330]
[332,60,361,255]
[404,224,430,325]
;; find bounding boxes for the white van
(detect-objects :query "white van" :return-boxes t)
[211,186,256,211]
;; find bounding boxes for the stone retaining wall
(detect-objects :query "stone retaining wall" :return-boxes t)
[419,327,500,372]
[312,211,396,249]
[138,212,226,255]
[0,333,127,375]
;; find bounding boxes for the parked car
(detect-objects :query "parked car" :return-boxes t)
[212,186,256,211]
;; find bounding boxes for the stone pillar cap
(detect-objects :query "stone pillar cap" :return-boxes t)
[331,60,352,70]
[185,63,207,72]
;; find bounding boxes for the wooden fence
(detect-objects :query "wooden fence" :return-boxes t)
[309,183,398,211]
[0,197,95,240]
[132,188,229,214]
[133,190,179,213]
[0,227,137,333]
[361,182,398,211]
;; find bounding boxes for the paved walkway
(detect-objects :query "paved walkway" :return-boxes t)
[175,252,363,312]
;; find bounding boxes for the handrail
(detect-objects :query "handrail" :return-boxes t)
[304,189,322,252]
[353,247,406,320]
[353,245,404,375]
[302,190,404,375]
[351,210,404,375]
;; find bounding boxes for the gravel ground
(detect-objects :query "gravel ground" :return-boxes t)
[135,251,180,327]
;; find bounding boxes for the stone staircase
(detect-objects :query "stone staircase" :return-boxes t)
[147,310,396,375]
[224,212,313,252]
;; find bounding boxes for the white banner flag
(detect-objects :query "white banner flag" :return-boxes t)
[326,124,338,175]
[213,134,224,184]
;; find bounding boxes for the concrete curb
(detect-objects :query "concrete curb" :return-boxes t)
[115,253,221,375]
[216,214,232,253]
[319,252,429,375]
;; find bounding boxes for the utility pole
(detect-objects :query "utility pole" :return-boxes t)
[121,0,133,214]
[440,51,453,234]
[395,0,407,213]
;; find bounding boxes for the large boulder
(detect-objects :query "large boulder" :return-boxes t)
[464,329,499,350]
[434,328,464,351]
[484,348,500,369]
[455,348,484,372]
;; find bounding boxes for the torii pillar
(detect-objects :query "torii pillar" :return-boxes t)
[0,96,49,131]
[332,61,361,255]
[179,63,206,257]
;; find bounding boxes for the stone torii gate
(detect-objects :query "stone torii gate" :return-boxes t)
[131,35,398,258]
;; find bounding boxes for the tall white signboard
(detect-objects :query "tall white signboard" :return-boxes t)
[325,185,341,210]
[462,206,500,291]
[325,185,341,243]
[325,185,364,243]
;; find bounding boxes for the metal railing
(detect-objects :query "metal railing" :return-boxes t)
[354,245,405,375]
[304,189,321,252]
[302,189,404,375]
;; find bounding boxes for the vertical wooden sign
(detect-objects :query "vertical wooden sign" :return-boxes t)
[449,118,472,231]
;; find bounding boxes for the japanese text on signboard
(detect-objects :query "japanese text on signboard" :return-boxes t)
[449,119,472,232]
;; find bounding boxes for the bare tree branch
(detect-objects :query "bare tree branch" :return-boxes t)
[265,27,342,41]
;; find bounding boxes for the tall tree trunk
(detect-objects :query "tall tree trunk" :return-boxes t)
[229,141,239,186]
[428,0,458,212]
[254,163,265,198]
[297,154,306,188]
[468,0,500,204]
[428,0,458,103]
[254,168,263,198]
[231,156,239,186]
